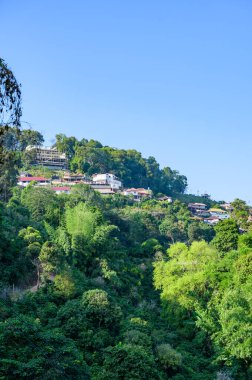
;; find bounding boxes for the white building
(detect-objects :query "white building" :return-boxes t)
[92,173,122,190]
[123,188,152,201]
[204,217,219,225]
[17,176,50,187]
[188,203,207,211]
[208,208,230,220]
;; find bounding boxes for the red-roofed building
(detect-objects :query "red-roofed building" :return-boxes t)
[18,176,50,187]
[52,186,71,194]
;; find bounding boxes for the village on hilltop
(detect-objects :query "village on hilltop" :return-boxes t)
[18,145,241,225]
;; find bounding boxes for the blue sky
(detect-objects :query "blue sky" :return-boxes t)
[1,0,252,202]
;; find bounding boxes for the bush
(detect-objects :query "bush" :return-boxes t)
[123,329,152,350]
[156,343,182,370]
[93,343,161,380]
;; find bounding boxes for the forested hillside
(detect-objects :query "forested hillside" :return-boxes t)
[14,130,186,196]
[0,59,251,379]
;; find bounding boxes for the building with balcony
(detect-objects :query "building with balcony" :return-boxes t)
[188,203,207,212]
[92,173,122,190]
[26,145,67,169]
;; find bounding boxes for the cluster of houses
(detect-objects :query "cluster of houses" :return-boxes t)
[17,172,156,202]
[17,146,239,219]
[17,172,237,223]
[19,145,157,201]
[188,202,231,225]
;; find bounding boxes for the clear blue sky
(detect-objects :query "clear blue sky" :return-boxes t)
[1,0,252,202]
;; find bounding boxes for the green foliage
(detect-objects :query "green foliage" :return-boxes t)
[214,283,252,362]
[55,226,71,256]
[0,316,89,379]
[0,58,21,127]
[123,329,152,350]
[18,129,44,151]
[65,202,101,238]
[70,184,103,207]
[18,227,42,265]
[230,198,250,229]
[39,241,62,277]
[55,133,78,160]
[212,219,239,253]
[154,241,218,310]
[156,343,182,370]
[187,221,215,244]
[53,268,88,299]
[176,193,215,208]
[238,232,252,253]
[0,201,33,285]
[155,236,252,377]
[81,289,122,329]
[93,343,161,380]
[21,186,60,225]
[1,184,250,379]
[0,59,22,200]
[195,252,252,378]
[0,121,250,378]
[159,201,190,244]
[141,238,162,256]
[0,127,21,201]
[99,258,120,287]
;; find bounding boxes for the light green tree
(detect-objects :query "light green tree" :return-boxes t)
[154,241,218,310]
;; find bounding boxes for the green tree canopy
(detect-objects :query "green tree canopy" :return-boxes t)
[93,343,161,380]
[212,219,239,253]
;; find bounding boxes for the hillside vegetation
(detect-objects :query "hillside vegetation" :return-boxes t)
[0,60,251,379]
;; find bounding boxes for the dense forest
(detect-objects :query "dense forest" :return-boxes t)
[0,59,251,380]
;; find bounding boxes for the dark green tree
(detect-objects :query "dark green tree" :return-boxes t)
[0,316,89,379]
[188,221,215,244]
[93,343,161,380]
[231,198,250,229]
[0,58,22,201]
[0,58,21,127]
[212,219,239,253]
[19,129,44,151]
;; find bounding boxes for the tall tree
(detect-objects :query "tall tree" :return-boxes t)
[231,198,250,229]
[0,58,22,201]
[19,129,44,150]
[0,58,22,128]
[212,219,240,253]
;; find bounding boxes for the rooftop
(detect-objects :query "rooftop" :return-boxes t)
[209,208,227,213]
[52,186,71,191]
[188,202,207,206]
[18,176,49,182]
[26,145,58,151]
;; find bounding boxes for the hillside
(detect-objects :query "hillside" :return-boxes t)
[18,131,187,196]
[0,126,251,379]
